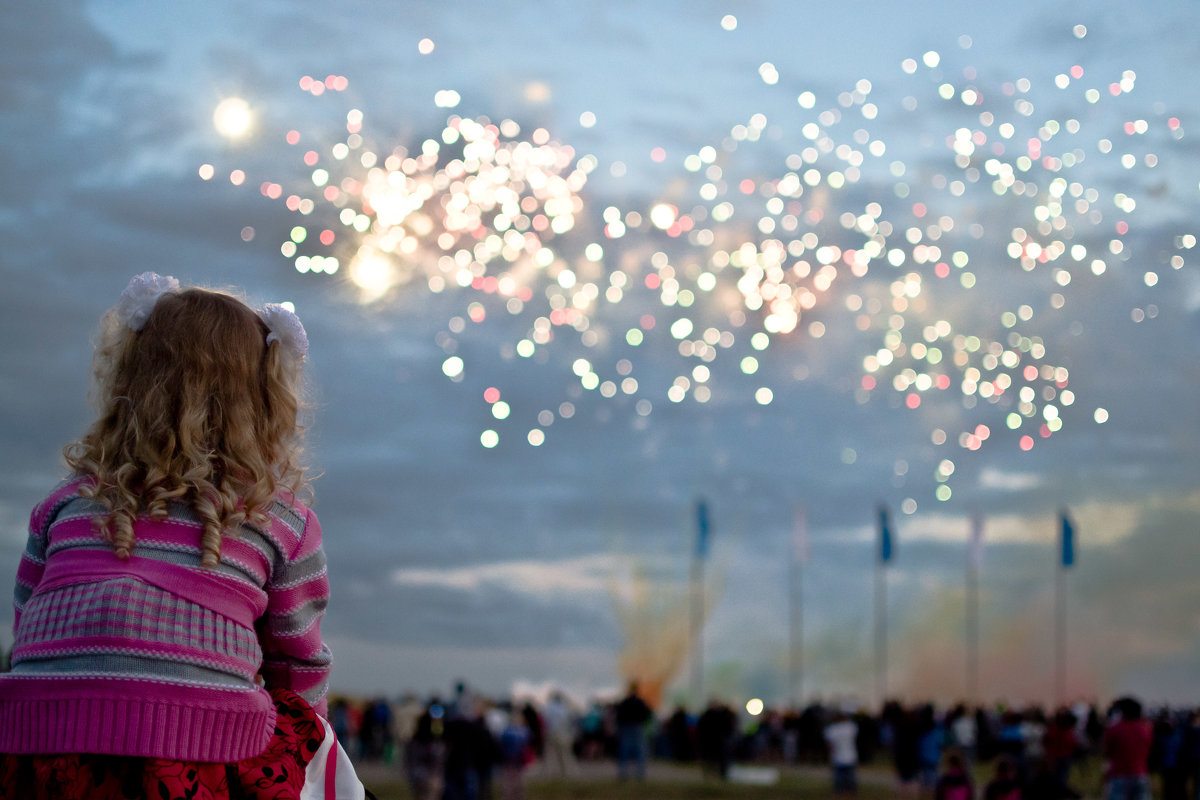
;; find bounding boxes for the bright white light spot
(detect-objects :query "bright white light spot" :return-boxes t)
[442,357,464,378]
[670,318,694,339]
[213,98,253,139]
[650,204,678,230]
[350,254,394,301]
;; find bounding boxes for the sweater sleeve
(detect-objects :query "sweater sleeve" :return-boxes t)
[12,482,81,630]
[13,504,50,631]
[259,505,333,716]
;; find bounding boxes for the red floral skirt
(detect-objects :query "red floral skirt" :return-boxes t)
[0,688,325,800]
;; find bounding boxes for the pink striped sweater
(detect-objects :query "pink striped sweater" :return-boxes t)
[0,477,332,762]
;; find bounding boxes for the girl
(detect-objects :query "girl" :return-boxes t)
[0,273,358,799]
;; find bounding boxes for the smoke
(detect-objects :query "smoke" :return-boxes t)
[611,560,722,709]
[891,584,1102,707]
[719,490,1200,709]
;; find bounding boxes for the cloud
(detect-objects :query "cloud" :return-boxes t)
[978,467,1042,491]
[390,552,618,598]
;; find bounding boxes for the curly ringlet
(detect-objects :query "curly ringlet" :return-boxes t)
[65,287,311,567]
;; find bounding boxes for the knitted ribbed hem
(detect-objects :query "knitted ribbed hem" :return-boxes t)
[0,695,276,762]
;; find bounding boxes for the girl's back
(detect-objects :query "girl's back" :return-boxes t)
[0,273,352,798]
[1,478,329,761]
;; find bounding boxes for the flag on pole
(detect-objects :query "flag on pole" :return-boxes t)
[793,505,809,564]
[878,505,894,564]
[1060,509,1075,568]
[968,511,984,569]
[695,499,711,560]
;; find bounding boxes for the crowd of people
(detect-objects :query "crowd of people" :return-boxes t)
[330,684,1199,800]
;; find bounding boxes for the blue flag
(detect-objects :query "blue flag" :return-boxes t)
[695,500,711,560]
[1060,510,1075,568]
[878,505,894,565]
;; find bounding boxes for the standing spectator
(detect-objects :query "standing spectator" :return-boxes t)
[948,705,978,767]
[394,692,427,754]
[614,682,653,780]
[1152,710,1188,800]
[885,702,922,795]
[697,699,737,779]
[360,697,394,761]
[933,751,974,800]
[982,756,1023,800]
[520,701,544,762]
[916,704,946,796]
[665,705,696,762]
[1103,696,1153,800]
[996,710,1028,779]
[824,710,860,797]
[1024,756,1081,800]
[404,708,445,800]
[331,698,356,757]
[443,699,499,800]
[1184,709,1200,800]
[541,691,578,777]
[579,702,607,760]
[1043,708,1079,789]
[497,711,532,800]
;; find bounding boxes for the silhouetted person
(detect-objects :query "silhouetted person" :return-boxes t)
[1024,756,1081,800]
[885,702,921,793]
[1043,708,1078,789]
[933,751,973,800]
[404,708,445,800]
[983,756,1023,800]
[665,706,695,761]
[824,710,859,796]
[614,682,653,780]
[1103,696,1153,800]
[541,691,578,776]
[697,699,737,779]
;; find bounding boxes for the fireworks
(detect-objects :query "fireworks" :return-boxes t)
[201,24,1193,504]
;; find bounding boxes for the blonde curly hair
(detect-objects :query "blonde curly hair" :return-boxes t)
[65,287,310,567]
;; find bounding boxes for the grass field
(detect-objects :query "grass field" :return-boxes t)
[357,757,1113,800]
[363,772,897,800]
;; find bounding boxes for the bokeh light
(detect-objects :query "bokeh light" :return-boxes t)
[212,21,1195,501]
[213,97,253,139]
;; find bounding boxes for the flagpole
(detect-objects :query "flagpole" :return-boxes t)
[967,513,982,705]
[966,549,979,705]
[691,500,709,707]
[790,545,802,707]
[875,505,891,709]
[1056,509,1075,707]
[1055,558,1066,706]
[875,556,887,707]
[790,506,806,709]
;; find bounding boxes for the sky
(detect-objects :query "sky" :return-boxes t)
[3,0,1200,710]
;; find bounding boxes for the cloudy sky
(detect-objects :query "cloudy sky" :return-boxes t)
[3,0,1200,709]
